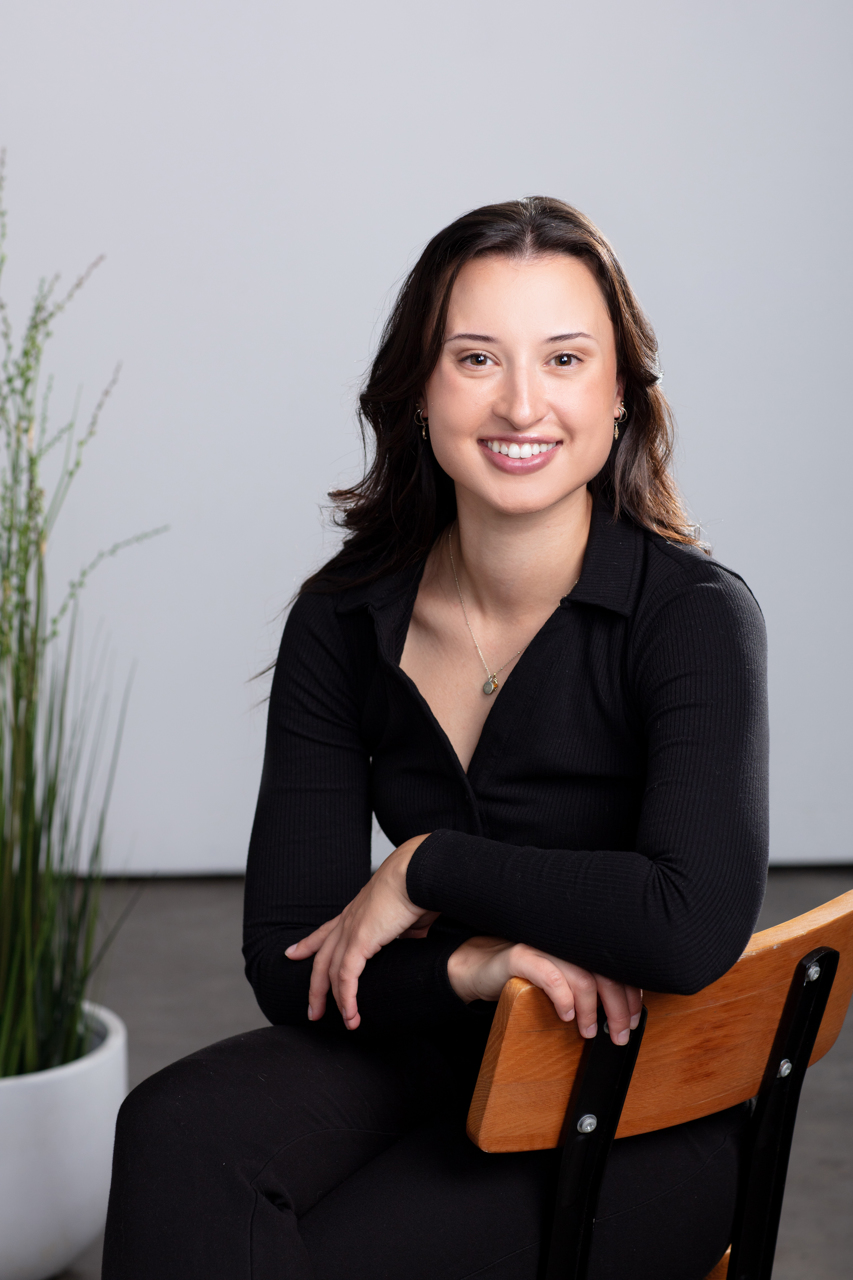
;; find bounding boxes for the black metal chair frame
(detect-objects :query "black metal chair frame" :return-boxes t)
[544,946,840,1280]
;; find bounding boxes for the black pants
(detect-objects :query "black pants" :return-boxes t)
[103,1022,745,1280]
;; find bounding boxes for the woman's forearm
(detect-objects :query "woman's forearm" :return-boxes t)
[408,834,765,994]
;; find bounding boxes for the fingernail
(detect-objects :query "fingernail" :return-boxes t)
[285,944,297,957]
[617,1029,630,1045]
[630,1013,640,1030]
[307,1005,313,1021]
[584,1024,598,1038]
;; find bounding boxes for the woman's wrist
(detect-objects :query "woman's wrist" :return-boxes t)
[447,936,507,1004]
[386,833,431,901]
[447,942,476,1003]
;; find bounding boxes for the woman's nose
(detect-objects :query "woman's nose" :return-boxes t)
[493,366,547,430]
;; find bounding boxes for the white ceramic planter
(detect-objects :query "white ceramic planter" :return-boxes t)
[0,1003,128,1280]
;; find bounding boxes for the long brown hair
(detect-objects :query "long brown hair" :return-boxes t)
[302,196,698,594]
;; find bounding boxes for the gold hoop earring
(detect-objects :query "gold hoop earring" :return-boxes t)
[614,402,627,440]
[414,408,428,440]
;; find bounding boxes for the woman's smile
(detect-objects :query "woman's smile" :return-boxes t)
[478,437,561,473]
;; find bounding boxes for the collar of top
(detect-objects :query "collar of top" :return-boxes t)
[335,496,646,622]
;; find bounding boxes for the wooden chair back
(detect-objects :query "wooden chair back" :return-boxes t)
[468,890,853,1153]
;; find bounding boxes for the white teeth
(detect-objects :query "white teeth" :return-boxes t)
[485,440,557,456]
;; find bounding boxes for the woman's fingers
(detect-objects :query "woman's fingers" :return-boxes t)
[326,896,404,1028]
[565,966,599,1037]
[289,917,342,1018]
[508,946,597,1033]
[507,947,643,1046]
[308,893,427,1029]
[328,941,369,1031]
[521,954,576,1023]
[307,932,337,1022]
[290,834,437,1029]
[306,920,374,1028]
[306,836,434,1029]
[285,915,341,961]
[594,975,635,1045]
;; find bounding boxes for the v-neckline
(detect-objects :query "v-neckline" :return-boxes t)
[395,658,502,780]
[358,498,636,780]
[390,590,565,781]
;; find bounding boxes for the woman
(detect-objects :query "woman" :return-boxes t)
[103,198,768,1280]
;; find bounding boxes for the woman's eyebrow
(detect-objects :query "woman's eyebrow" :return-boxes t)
[444,330,597,344]
[444,332,495,343]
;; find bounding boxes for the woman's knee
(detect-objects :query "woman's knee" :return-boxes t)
[114,1054,222,1168]
[112,1023,415,1168]
[114,1029,283,1166]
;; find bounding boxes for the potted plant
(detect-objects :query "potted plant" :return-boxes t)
[0,158,163,1280]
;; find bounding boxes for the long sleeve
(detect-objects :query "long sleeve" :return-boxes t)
[242,592,471,1030]
[406,563,769,995]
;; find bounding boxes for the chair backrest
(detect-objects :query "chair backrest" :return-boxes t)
[468,889,853,1153]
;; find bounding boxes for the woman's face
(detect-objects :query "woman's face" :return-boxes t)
[422,253,623,519]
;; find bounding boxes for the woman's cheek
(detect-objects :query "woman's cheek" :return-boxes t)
[427,426,475,484]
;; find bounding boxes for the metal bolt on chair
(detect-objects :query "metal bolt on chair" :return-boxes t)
[467,891,853,1280]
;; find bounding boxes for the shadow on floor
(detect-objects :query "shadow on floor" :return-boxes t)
[58,868,853,1280]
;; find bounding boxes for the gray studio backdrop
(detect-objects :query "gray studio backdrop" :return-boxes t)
[0,0,850,872]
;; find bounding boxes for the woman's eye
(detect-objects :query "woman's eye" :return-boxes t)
[463,353,490,366]
[554,352,578,367]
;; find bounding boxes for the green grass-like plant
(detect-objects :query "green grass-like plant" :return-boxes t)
[0,156,165,1077]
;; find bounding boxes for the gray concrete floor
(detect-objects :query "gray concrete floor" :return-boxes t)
[57,868,853,1280]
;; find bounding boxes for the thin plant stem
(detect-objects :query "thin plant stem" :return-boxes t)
[0,151,166,1077]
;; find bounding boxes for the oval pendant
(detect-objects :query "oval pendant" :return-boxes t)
[483,678,497,696]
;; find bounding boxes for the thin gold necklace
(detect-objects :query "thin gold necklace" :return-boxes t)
[447,526,580,696]
[447,527,525,697]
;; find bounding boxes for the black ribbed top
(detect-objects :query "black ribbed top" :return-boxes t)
[243,501,769,1031]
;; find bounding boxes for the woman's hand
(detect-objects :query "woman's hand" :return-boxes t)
[284,835,436,1030]
[447,936,642,1046]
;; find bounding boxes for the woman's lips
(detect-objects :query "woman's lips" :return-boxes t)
[478,439,562,474]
